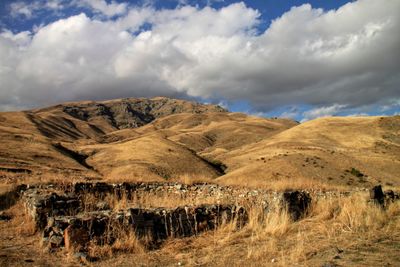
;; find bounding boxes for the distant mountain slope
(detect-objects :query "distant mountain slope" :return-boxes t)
[26,97,226,141]
[0,97,227,180]
[78,112,297,179]
[218,116,400,188]
[0,97,399,188]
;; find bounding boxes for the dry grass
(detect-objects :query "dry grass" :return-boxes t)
[200,192,400,266]
[14,212,36,236]
[86,192,400,266]
[87,229,148,261]
[171,173,215,185]
[191,194,397,266]
[1,186,399,266]
[1,106,400,188]
[220,175,349,192]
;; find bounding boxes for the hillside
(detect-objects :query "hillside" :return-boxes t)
[0,97,228,182]
[0,97,399,188]
[218,116,400,188]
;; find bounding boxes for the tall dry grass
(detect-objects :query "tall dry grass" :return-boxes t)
[87,228,148,260]
[50,188,400,266]
[153,192,400,266]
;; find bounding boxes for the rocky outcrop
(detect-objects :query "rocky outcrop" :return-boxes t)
[57,97,227,130]
[369,185,400,208]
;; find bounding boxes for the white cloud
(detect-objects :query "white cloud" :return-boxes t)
[301,104,347,122]
[0,30,32,47]
[10,1,37,18]
[346,113,369,117]
[45,0,64,10]
[9,0,64,18]
[380,98,400,111]
[280,107,300,120]
[76,0,128,17]
[0,0,400,113]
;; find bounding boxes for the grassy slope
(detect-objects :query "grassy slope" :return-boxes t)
[79,112,296,181]
[218,116,400,188]
[1,104,400,266]
[0,111,96,180]
[0,97,399,188]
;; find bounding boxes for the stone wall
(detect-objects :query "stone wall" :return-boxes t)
[21,182,312,252]
[43,204,247,251]
[16,182,400,254]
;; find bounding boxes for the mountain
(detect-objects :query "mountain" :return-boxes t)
[0,97,399,188]
[218,116,400,188]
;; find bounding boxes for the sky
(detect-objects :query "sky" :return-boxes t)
[0,0,399,121]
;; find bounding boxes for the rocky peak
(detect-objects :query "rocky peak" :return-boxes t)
[44,97,227,130]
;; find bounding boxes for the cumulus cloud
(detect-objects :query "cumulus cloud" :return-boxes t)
[0,0,399,114]
[301,104,347,122]
[75,0,128,17]
[9,0,64,18]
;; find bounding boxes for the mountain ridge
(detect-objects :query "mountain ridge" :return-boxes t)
[0,97,399,189]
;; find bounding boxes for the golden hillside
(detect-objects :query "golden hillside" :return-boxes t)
[0,97,399,188]
[218,116,400,188]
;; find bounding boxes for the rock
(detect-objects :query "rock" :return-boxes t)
[0,212,11,221]
[282,191,312,221]
[321,263,340,267]
[64,225,90,252]
[385,190,395,199]
[384,190,400,205]
[41,237,49,247]
[49,234,64,248]
[335,247,344,254]
[370,185,385,206]
[47,217,55,228]
[370,185,400,208]
[73,252,88,262]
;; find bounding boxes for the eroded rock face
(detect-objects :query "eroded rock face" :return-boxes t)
[60,97,227,130]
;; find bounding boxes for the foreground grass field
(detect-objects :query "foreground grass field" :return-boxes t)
[1,181,399,267]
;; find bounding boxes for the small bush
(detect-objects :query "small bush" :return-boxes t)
[349,167,364,178]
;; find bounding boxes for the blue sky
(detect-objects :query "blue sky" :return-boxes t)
[0,0,399,121]
[0,1,355,32]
